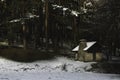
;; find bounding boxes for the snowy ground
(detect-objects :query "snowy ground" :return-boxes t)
[0,57,120,80]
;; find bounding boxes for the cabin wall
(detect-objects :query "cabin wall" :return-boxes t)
[95,52,103,61]
[84,52,103,61]
[84,52,93,61]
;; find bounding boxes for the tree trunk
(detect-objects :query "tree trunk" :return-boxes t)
[22,23,27,49]
[73,16,77,46]
[45,0,48,50]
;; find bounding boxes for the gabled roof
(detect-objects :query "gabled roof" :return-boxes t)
[72,41,96,52]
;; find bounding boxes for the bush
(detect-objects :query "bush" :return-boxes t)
[0,48,55,62]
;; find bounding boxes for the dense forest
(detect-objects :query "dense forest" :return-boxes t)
[0,0,120,58]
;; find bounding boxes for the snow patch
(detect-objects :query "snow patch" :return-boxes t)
[0,57,119,80]
[0,57,95,73]
[71,11,80,17]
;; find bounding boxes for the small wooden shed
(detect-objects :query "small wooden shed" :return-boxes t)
[72,41,103,61]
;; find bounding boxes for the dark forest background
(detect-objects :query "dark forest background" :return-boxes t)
[0,0,120,59]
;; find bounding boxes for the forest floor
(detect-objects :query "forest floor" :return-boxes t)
[0,56,120,80]
[0,48,120,80]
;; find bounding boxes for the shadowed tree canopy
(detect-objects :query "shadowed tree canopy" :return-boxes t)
[0,0,120,57]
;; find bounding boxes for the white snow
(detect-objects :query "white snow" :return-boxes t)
[84,41,96,51]
[52,4,80,17]
[0,42,8,46]
[52,5,62,8]
[26,13,39,18]
[1,72,120,80]
[9,19,21,23]
[67,26,72,30]
[0,0,4,2]
[71,11,80,17]
[0,57,119,80]
[9,14,39,23]
[0,57,94,73]
[85,2,93,7]
[72,41,96,51]
[81,7,87,13]
[72,45,79,52]
[63,8,68,11]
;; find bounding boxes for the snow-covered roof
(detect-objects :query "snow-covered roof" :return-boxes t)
[72,41,96,51]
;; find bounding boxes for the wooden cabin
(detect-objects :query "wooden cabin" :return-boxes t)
[72,40,103,61]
